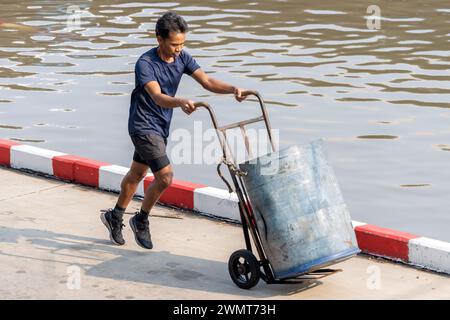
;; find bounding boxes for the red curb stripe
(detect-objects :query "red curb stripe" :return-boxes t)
[144,176,207,210]
[0,139,21,166]
[53,155,109,187]
[355,224,419,262]
[74,158,110,187]
[53,155,78,181]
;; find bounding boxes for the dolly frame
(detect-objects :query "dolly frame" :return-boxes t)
[195,91,341,288]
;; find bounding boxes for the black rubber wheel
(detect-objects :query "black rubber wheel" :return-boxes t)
[228,249,260,289]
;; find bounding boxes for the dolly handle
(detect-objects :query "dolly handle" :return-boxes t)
[240,89,259,98]
[194,101,220,130]
[194,101,229,162]
[194,101,211,109]
[239,90,277,152]
[195,90,276,153]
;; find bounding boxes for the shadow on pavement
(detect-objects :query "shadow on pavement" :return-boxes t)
[0,226,323,298]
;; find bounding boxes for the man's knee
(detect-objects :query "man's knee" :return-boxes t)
[127,170,147,183]
[155,172,173,189]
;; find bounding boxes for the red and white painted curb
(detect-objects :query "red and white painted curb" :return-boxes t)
[1,138,449,275]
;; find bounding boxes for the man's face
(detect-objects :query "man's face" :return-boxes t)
[157,31,186,59]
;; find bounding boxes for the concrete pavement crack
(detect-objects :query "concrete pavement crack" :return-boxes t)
[0,185,66,202]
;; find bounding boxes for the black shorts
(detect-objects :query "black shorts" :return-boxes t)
[131,134,170,173]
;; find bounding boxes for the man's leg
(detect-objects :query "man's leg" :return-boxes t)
[141,164,173,214]
[130,164,173,249]
[116,161,149,210]
[101,161,148,246]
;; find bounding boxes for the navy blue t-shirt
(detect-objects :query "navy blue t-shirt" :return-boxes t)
[128,47,200,138]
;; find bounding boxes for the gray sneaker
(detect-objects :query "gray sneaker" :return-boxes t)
[100,209,125,245]
[129,214,153,249]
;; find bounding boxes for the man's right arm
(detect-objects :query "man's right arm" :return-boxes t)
[144,81,196,114]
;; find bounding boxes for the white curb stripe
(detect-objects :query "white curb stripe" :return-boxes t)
[351,220,368,229]
[99,165,151,197]
[408,237,450,274]
[10,145,66,175]
[99,165,129,193]
[194,187,240,221]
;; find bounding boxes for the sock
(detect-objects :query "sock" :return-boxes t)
[136,208,149,222]
[112,204,125,219]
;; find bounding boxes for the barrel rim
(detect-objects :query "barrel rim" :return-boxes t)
[273,247,361,280]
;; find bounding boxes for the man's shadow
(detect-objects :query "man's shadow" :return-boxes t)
[0,225,323,297]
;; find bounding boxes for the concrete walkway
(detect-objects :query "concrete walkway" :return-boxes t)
[0,166,449,299]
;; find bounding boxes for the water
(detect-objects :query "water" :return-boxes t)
[0,0,449,241]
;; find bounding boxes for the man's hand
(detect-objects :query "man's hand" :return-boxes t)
[234,87,250,102]
[180,99,197,115]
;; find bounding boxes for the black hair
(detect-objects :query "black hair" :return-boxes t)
[155,11,188,39]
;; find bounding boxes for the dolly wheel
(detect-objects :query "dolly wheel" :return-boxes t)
[228,249,260,289]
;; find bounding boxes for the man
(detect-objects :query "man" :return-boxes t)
[101,11,250,249]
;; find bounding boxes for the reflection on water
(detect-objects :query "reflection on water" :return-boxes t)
[400,184,431,188]
[10,137,45,143]
[0,0,449,241]
[357,135,398,139]
[0,124,22,129]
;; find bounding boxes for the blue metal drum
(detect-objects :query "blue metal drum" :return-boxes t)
[238,139,360,280]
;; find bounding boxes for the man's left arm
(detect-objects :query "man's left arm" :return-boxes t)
[191,68,250,102]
